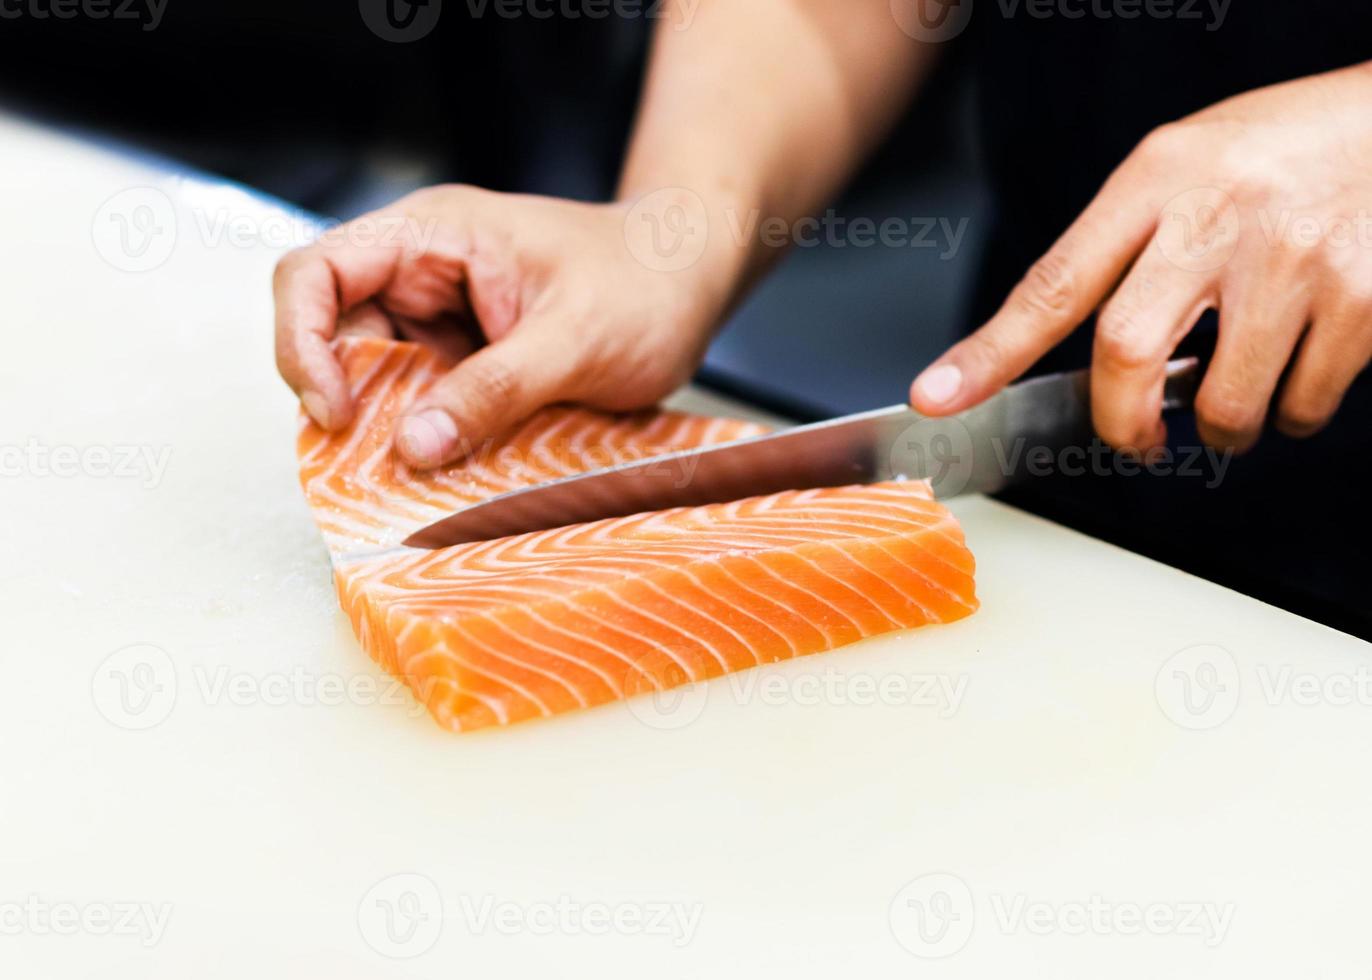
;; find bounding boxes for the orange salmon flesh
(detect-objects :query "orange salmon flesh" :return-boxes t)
[298,338,979,732]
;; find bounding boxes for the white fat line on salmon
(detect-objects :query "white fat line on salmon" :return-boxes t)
[989,894,1235,947]
[991,439,1232,489]
[401,436,701,490]
[723,667,968,716]
[0,440,171,489]
[0,895,173,947]
[455,894,704,947]
[994,0,1231,32]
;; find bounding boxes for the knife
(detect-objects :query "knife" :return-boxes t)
[403,358,1201,549]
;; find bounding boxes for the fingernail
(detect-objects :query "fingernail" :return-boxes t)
[397,409,458,467]
[301,392,331,430]
[916,364,963,406]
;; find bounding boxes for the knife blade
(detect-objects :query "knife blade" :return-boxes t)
[402,358,1201,549]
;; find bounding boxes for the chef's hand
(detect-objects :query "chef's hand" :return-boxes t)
[275,185,733,468]
[911,62,1372,453]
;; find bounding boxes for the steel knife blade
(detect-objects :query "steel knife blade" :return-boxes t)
[402,358,1200,549]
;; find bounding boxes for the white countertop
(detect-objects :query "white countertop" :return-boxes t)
[3,112,1370,979]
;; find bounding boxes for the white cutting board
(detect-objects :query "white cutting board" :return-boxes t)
[2,114,1369,979]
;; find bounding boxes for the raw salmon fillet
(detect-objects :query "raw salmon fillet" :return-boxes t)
[298,338,979,732]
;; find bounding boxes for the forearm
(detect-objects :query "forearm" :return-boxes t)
[618,0,937,302]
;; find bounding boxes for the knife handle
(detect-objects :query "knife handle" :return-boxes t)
[1162,357,1202,413]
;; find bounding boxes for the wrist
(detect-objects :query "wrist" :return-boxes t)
[612,180,763,324]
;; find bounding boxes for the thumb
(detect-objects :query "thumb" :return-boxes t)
[394,326,576,469]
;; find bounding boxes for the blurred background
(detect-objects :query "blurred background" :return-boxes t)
[2,2,1367,637]
[0,0,987,418]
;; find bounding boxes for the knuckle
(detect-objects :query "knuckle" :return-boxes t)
[1215,147,1282,203]
[1014,252,1079,317]
[1137,123,1186,162]
[1195,386,1260,439]
[1094,307,1157,372]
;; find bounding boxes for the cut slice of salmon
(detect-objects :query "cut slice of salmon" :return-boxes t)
[298,338,979,732]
